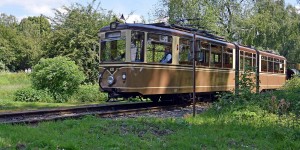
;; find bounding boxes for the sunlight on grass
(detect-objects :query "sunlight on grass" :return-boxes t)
[186,106,295,129]
[0,72,31,101]
[0,137,11,148]
[0,100,104,112]
[0,72,107,112]
[0,114,299,149]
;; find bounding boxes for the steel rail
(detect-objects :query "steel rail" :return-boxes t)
[0,101,186,124]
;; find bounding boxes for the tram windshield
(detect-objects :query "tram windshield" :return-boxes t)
[100,31,126,62]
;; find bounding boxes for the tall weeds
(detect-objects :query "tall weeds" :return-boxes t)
[213,68,300,128]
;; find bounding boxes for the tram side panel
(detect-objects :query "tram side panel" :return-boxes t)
[100,64,235,96]
[259,73,286,91]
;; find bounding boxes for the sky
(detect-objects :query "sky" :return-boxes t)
[0,0,299,23]
[0,0,159,23]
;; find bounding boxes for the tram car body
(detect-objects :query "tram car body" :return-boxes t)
[98,22,287,102]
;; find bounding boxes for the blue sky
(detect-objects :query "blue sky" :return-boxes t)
[0,0,159,23]
[0,0,298,23]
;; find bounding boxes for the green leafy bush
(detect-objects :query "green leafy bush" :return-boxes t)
[0,61,6,72]
[31,56,85,102]
[273,76,300,114]
[70,84,107,102]
[14,88,54,102]
[213,67,259,113]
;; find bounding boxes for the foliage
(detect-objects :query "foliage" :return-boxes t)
[213,69,299,131]
[154,0,300,63]
[0,72,30,101]
[70,84,107,102]
[31,56,85,102]
[14,88,54,103]
[0,13,18,27]
[0,61,6,72]
[271,76,300,115]
[237,66,257,102]
[44,1,114,83]
[19,16,51,37]
[214,67,258,112]
[0,14,51,71]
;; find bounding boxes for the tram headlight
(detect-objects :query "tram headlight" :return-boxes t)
[107,75,115,85]
[122,72,126,80]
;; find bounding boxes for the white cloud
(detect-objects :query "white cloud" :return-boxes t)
[126,14,142,23]
[0,0,73,16]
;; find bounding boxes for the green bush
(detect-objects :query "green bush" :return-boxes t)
[0,61,6,72]
[70,84,107,102]
[14,88,54,102]
[31,56,85,101]
[273,76,300,114]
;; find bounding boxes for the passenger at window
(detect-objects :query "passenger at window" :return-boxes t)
[160,46,172,63]
[130,43,137,61]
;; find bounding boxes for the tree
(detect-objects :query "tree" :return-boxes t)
[153,0,300,63]
[0,13,18,27]
[0,14,51,71]
[18,16,51,69]
[44,0,114,83]
[19,16,51,38]
[154,0,255,39]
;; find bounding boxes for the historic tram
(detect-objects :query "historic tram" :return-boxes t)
[98,21,286,102]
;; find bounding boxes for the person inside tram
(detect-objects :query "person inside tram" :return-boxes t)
[130,42,137,61]
[160,46,172,63]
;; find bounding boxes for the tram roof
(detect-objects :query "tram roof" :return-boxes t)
[100,22,234,47]
[99,22,286,59]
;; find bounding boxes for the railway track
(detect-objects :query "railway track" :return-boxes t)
[0,101,188,124]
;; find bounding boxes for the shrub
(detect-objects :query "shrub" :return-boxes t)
[273,76,300,114]
[213,67,258,112]
[14,88,54,102]
[0,61,6,72]
[31,56,85,102]
[70,84,107,102]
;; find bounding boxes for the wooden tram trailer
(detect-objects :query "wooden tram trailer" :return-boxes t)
[98,22,286,102]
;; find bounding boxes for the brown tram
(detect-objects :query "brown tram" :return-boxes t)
[98,22,287,102]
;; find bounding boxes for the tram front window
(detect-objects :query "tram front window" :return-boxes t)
[100,34,126,62]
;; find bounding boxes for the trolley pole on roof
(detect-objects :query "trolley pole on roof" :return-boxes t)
[192,32,196,117]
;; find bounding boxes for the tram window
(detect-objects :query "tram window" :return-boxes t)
[279,60,284,73]
[100,36,126,62]
[240,51,244,70]
[274,59,280,73]
[131,31,145,62]
[261,56,268,72]
[179,38,191,64]
[199,42,210,66]
[210,44,222,68]
[147,33,172,63]
[196,41,203,62]
[245,52,253,70]
[223,48,233,68]
[253,54,257,69]
[268,57,274,72]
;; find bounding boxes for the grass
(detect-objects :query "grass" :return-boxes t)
[0,108,299,149]
[0,73,299,149]
[0,72,107,112]
[0,100,85,112]
[0,72,30,101]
